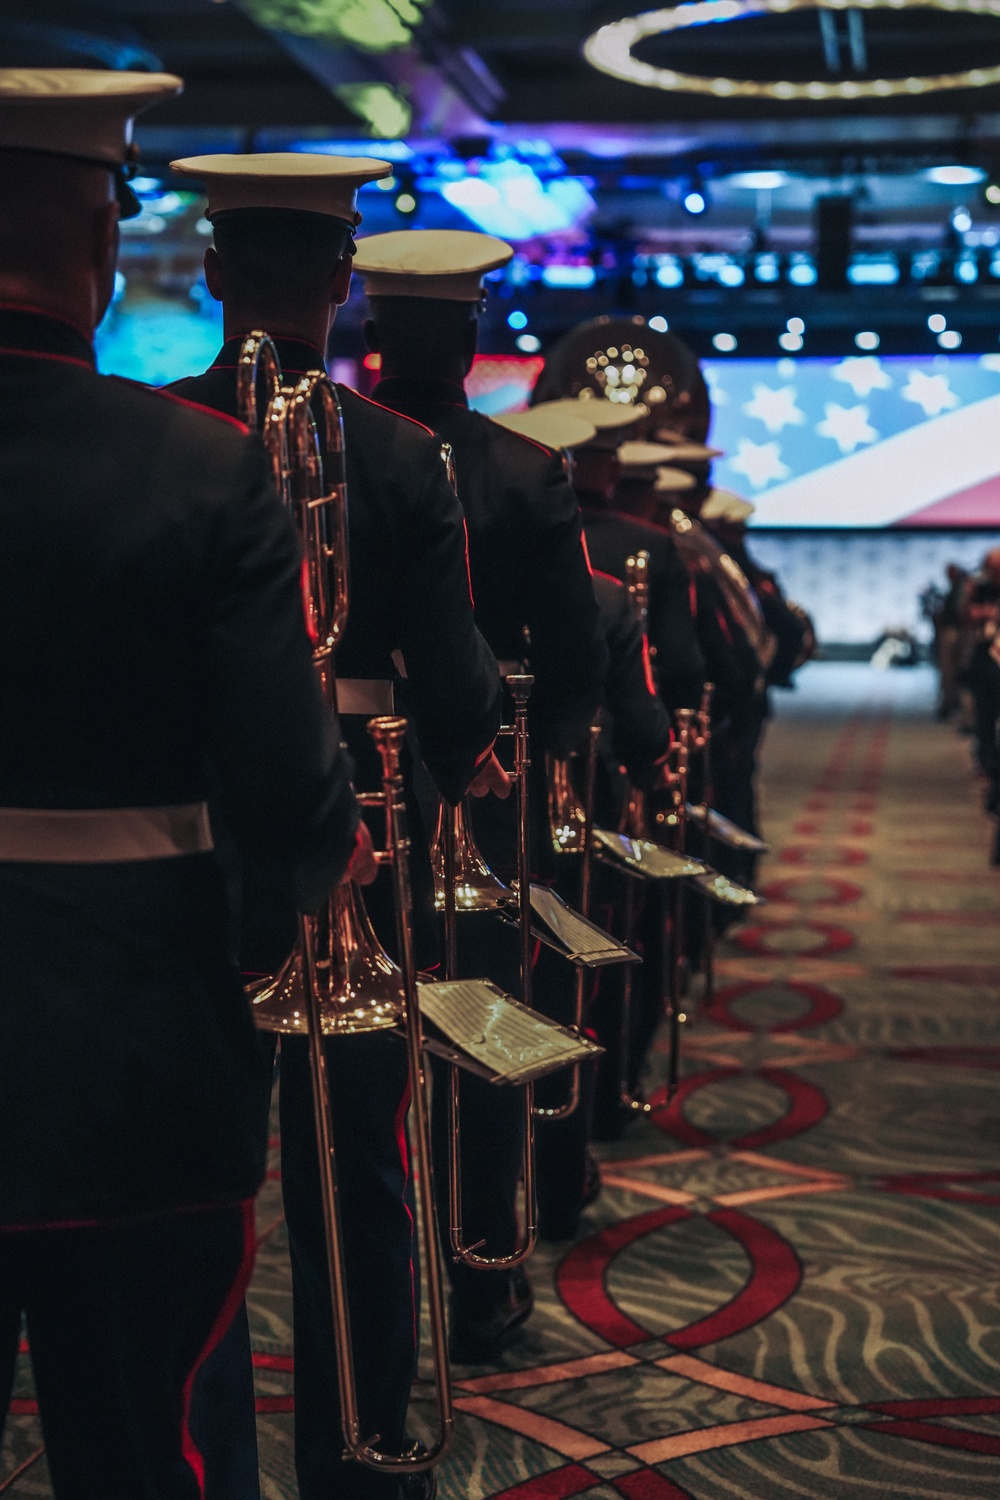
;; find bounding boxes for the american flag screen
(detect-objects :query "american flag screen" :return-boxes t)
[704,355,1000,529]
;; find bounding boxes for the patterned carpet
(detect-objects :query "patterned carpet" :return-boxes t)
[4,662,1000,1499]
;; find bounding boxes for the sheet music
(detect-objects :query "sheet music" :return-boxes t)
[418,979,601,1086]
[528,885,635,965]
[686,803,769,853]
[594,829,707,880]
[692,871,764,907]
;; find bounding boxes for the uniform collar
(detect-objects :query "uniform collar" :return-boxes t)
[211,333,327,379]
[0,305,95,367]
[373,375,469,410]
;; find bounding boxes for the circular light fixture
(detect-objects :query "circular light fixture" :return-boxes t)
[986,181,1000,205]
[516,333,542,353]
[927,312,947,332]
[952,205,973,232]
[855,331,880,350]
[394,190,418,215]
[778,331,804,351]
[938,329,962,348]
[649,315,670,331]
[787,317,805,334]
[683,187,708,215]
[712,332,737,352]
[507,310,528,330]
[925,165,986,186]
[584,1,1000,101]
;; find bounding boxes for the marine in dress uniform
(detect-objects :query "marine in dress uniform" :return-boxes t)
[0,74,363,1500]
[166,156,504,1500]
[353,229,607,1356]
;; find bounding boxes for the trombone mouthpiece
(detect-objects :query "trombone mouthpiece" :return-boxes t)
[367,715,408,762]
[505,673,535,705]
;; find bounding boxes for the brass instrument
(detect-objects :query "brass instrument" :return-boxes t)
[237,334,452,1476]
[435,675,539,1268]
[668,509,776,673]
[615,551,657,1116]
[535,722,601,1121]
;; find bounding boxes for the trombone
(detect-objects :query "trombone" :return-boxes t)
[434,675,539,1267]
[237,333,452,1476]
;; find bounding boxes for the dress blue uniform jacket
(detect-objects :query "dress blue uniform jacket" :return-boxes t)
[0,308,359,1229]
[372,375,607,756]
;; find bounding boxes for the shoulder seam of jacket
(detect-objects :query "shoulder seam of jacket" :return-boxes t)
[340,385,435,437]
[116,379,249,434]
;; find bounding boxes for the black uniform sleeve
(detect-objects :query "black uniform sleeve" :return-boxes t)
[203,442,359,911]
[648,536,706,710]
[597,574,673,787]
[524,451,607,754]
[399,444,503,803]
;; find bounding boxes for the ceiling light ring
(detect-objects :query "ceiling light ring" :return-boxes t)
[584,0,1000,100]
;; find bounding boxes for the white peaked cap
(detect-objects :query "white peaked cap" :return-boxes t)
[170,152,393,224]
[653,466,697,493]
[650,433,724,460]
[618,440,714,468]
[539,397,647,430]
[0,68,182,165]
[494,407,597,451]
[701,487,755,522]
[354,228,514,300]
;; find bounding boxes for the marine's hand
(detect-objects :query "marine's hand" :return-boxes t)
[468,752,512,800]
[344,820,379,885]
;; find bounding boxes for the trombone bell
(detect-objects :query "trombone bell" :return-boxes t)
[546,754,589,855]
[430,799,509,911]
[249,882,403,1035]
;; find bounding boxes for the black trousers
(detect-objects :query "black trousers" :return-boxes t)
[191,1032,417,1500]
[0,1201,254,1500]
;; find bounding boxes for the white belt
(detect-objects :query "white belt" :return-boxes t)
[0,803,213,863]
[335,679,395,716]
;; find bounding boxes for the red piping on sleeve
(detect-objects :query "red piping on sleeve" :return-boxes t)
[641,634,657,697]
[393,1079,418,1346]
[716,606,734,645]
[580,532,595,577]
[474,739,497,768]
[181,1199,257,1499]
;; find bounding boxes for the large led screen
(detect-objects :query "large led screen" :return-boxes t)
[704,355,1000,528]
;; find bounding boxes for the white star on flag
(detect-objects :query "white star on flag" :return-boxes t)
[704,371,729,406]
[832,357,893,398]
[730,438,791,489]
[902,370,959,417]
[817,402,879,454]
[743,383,807,434]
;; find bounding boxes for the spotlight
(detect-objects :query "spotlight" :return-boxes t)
[985,180,1000,207]
[376,174,397,192]
[778,331,803,351]
[394,189,418,215]
[516,333,542,353]
[786,317,805,335]
[855,331,880,350]
[925,165,985,186]
[952,205,973,233]
[712,332,737,352]
[927,313,947,332]
[681,179,709,216]
[938,329,962,348]
[648,315,669,332]
[507,310,528,330]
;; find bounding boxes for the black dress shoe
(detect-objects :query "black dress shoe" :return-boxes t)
[449,1273,534,1363]
[398,1442,437,1500]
